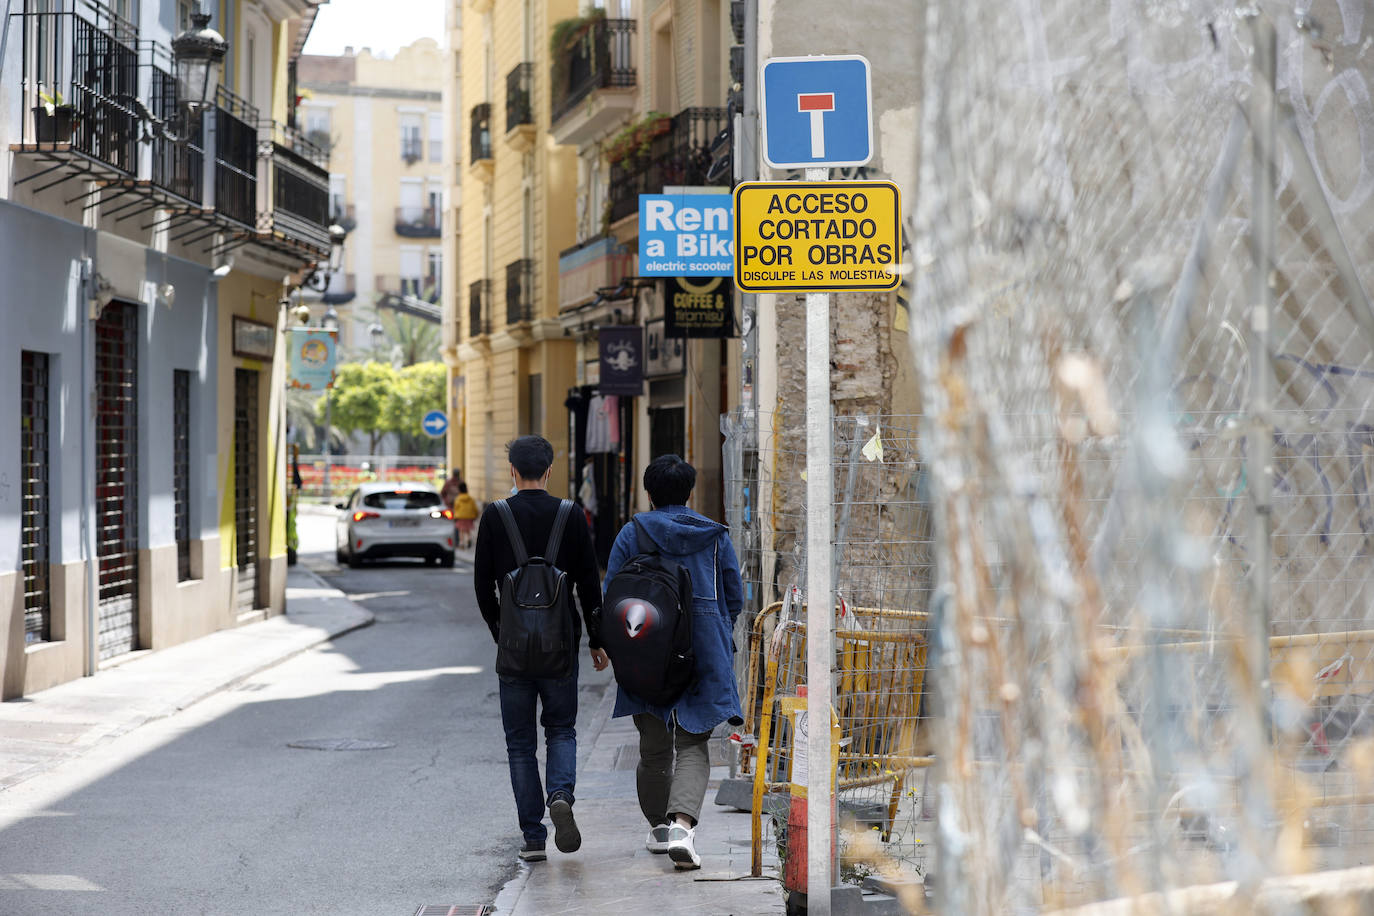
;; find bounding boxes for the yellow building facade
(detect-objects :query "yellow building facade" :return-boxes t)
[447,0,581,502]
[297,40,446,352]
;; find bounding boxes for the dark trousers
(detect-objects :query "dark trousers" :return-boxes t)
[634,713,712,827]
[498,659,579,847]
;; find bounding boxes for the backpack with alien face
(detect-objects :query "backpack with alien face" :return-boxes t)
[600,516,695,707]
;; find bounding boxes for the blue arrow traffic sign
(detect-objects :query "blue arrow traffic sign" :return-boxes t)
[760,55,873,169]
[421,410,449,438]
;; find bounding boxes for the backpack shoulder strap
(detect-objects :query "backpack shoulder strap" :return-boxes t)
[493,499,528,566]
[630,515,657,555]
[543,499,574,563]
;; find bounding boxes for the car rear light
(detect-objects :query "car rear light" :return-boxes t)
[356,539,363,548]
[447,537,453,547]
[353,510,380,522]
[430,508,454,520]
[394,489,412,494]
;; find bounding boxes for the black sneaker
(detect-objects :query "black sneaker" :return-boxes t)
[518,844,546,862]
[548,798,581,853]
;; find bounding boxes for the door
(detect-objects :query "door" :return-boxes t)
[234,368,260,613]
[95,302,140,660]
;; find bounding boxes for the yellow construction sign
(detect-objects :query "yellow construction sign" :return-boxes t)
[732,180,901,293]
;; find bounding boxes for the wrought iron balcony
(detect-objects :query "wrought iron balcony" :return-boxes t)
[550,17,636,126]
[12,2,140,176]
[149,67,203,204]
[401,135,423,164]
[606,107,729,225]
[468,279,491,338]
[257,120,331,257]
[395,206,441,238]
[376,274,439,304]
[506,63,534,134]
[506,258,535,325]
[213,86,258,228]
[469,102,492,164]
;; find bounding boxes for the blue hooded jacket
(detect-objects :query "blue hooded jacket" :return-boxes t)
[603,505,745,734]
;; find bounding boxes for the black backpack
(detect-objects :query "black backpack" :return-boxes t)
[493,498,577,680]
[600,516,695,706]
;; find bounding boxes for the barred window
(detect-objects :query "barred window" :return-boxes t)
[174,369,192,581]
[21,351,51,645]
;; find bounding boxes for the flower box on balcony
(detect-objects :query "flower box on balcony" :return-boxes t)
[32,105,77,144]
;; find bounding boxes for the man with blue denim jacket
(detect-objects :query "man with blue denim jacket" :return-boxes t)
[603,454,744,869]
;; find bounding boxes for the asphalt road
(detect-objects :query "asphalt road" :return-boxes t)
[0,511,605,915]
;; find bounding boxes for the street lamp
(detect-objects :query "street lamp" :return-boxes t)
[305,225,350,293]
[123,9,227,144]
[320,305,340,499]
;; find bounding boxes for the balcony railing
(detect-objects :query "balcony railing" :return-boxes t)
[376,275,440,304]
[395,206,441,238]
[214,86,259,228]
[402,135,423,164]
[506,258,535,325]
[470,102,492,164]
[506,63,534,133]
[149,66,203,204]
[14,3,141,174]
[550,18,636,125]
[468,279,491,338]
[257,121,331,254]
[606,107,728,224]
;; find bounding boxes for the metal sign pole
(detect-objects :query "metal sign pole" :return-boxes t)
[804,163,833,914]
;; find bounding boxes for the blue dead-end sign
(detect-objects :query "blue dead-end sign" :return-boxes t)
[760,55,873,169]
[421,410,449,438]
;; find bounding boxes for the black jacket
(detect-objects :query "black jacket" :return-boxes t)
[473,489,603,651]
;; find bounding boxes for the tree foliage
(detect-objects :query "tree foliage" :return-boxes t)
[319,360,447,455]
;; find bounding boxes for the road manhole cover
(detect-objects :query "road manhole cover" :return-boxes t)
[414,908,492,916]
[287,738,396,751]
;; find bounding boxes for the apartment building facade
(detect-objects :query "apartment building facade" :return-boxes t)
[0,0,333,697]
[297,38,446,352]
[446,0,580,503]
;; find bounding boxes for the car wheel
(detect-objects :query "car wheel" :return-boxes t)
[335,547,345,564]
[440,551,455,569]
[347,550,363,569]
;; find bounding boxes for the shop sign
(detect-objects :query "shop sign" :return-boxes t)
[732,180,901,292]
[645,318,686,379]
[598,325,644,397]
[287,328,337,389]
[665,276,735,338]
[639,191,733,277]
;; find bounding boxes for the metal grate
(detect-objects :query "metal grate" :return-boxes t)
[173,369,192,582]
[21,351,52,646]
[95,302,139,660]
[234,368,259,613]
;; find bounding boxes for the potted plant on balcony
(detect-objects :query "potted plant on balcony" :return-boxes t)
[33,87,77,144]
[604,111,671,168]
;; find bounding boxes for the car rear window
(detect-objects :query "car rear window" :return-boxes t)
[361,490,442,510]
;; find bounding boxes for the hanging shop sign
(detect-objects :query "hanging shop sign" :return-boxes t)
[639,191,734,277]
[598,325,645,397]
[665,276,735,338]
[732,180,902,292]
[287,327,336,389]
[645,318,686,379]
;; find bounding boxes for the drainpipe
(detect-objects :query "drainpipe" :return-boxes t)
[80,249,99,676]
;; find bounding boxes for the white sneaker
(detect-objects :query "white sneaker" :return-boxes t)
[666,823,700,870]
[646,822,672,854]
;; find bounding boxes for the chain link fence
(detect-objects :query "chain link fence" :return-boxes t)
[906,0,1374,911]
[728,1,1374,911]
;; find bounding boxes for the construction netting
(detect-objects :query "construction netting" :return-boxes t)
[726,1,1374,912]
[908,0,1374,911]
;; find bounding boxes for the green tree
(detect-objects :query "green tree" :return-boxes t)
[386,361,447,455]
[320,361,396,455]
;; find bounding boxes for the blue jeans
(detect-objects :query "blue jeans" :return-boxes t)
[498,658,579,847]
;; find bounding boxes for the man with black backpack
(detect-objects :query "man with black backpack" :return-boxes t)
[600,454,744,870]
[473,436,609,863]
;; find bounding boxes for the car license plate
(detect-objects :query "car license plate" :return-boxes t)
[389,519,420,528]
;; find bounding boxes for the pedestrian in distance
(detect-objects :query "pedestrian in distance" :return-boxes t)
[452,482,479,549]
[602,454,744,870]
[440,468,464,510]
[473,436,609,863]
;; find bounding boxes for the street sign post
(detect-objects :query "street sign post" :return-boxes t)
[732,180,901,293]
[421,410,449,439]
[761,55,872,169]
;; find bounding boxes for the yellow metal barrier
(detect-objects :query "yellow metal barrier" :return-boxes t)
[747,602,931,876]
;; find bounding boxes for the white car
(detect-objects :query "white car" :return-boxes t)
[336,481,456,568]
